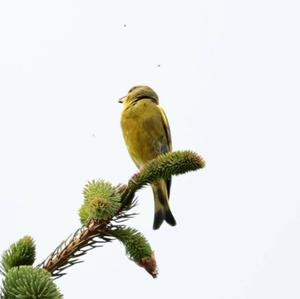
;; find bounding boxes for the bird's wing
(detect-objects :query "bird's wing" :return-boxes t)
[157,105,172,151]
[157,105,172,197]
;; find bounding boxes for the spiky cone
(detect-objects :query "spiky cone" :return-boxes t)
[2,266,63,299]
[122,150,205,206]
[112,227,158,278]
[80,180,121,225]
[1,236,35,274]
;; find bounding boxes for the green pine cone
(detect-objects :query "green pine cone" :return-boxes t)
[128,150,205,192]
[2,266,63,299]
[79,180,121,225]
[1,236,36,274]
[113,227,158,277]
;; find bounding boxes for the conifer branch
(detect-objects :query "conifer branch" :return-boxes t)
[1,150,205,297]
[38,220,113,278]
[38,151,204,278]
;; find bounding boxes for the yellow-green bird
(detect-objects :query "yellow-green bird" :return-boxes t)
[119,85,176,230]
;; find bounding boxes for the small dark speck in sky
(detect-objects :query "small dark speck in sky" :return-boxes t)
[157,64,161,67]
[123,24,127,28]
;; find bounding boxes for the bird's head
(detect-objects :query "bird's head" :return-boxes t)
[119,85,159,106]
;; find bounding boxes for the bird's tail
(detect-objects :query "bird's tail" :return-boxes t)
[152,180,176,230]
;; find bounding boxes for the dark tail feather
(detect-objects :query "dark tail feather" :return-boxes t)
[165,207,176,226]
[153,210,164,230]
[153,207,176,230]
[152,180,177,230]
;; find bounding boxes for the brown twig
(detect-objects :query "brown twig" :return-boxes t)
[41,220,111,277]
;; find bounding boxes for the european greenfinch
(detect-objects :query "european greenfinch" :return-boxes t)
[119,85,176,229]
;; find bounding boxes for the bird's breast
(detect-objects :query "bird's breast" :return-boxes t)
[121,100,167,167]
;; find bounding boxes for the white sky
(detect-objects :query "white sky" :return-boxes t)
[0,0,300,298]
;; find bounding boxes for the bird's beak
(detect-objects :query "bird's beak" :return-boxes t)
[118,96,126,104]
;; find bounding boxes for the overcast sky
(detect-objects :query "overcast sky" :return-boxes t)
[0,0,300,298]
